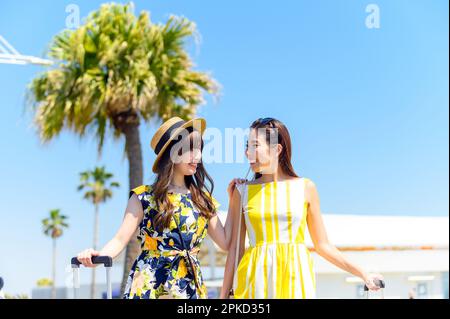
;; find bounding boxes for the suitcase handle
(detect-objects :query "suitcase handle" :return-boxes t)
[71,256,113,268]
[364,279,385,291]
[71,256,113,299]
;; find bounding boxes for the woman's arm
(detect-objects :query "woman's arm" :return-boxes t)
[207,215,229,251]
[306,179,383,290]
[207,179,246,251]
[219,189,246,299]
[77,193,144,267]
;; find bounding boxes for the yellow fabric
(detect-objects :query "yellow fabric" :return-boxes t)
[144,246,201,258]
[211,196,221,210]
[130,184,150,197]
[234,177,316,299]
[131,185,220,209]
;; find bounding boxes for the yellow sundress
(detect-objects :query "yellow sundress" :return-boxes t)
[234,177,316,299]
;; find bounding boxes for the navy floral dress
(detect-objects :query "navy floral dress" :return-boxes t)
[123,184,219,299]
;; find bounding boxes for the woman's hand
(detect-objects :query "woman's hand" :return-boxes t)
[77,248,101,268]
[227,178,247,198]
[73,193,144,268]
[363,273,385,291]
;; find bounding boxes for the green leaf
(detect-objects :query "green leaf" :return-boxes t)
[27,2,219,156]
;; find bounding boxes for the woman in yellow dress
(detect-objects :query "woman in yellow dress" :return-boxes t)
[220,117,384,299]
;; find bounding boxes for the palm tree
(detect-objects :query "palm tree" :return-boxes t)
[42,209,69,299]
[27,2,219,294]
[78,166,119,299]
[36,278,53,288]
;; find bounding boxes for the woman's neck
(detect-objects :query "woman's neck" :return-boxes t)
[258,167,289,183]
[171,172,187,188]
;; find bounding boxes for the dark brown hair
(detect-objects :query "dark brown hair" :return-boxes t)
[152,131,216,232]
[249,117,299,179]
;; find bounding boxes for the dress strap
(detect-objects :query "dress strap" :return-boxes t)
[235,183,248,214]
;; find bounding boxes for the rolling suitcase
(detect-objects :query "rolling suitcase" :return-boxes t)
[364,279,386,299]
[70,256,113,299]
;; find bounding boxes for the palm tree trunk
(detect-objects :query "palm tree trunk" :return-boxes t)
[52,238,56,299]
[120,122,143,296]
[91,204,99,299]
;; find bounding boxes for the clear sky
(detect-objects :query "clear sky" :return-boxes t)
[0,0,448,296]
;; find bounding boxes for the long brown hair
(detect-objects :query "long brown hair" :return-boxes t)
[249,117,299,179]
[152,131,216,232]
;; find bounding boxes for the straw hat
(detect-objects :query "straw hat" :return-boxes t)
[150,117,206,173]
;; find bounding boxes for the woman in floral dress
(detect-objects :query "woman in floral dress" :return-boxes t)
[76,117,242,299]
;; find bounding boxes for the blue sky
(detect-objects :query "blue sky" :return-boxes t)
[0,0,448,296]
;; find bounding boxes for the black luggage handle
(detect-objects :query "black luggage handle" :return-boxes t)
[364,279,385,291]
[71,256,113,268]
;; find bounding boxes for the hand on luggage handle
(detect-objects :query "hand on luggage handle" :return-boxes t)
[70,256,113,299]
[71,256,113,268]
[364,279,385,291]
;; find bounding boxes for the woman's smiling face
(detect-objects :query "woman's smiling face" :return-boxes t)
[172,130,203,176]
[246,128,281,175]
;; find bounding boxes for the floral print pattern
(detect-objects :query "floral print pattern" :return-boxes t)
[123,185,219,299]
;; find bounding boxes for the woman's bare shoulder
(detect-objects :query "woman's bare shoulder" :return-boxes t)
[303,177,319,204]
[126,192,144,215]
[303,177,316,189]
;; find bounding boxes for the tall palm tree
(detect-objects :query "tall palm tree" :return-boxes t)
[27,2,219,294]
[77,166,119,299]
[42,209,69,299]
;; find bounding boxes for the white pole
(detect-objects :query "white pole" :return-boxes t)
[0,35,53,66]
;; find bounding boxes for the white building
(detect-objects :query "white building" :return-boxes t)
[307,214,449,299]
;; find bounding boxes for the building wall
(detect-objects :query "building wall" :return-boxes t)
[32,283,121,299]
[315,272,447,299]
[442,272,449,299]
[32,287,68,299]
